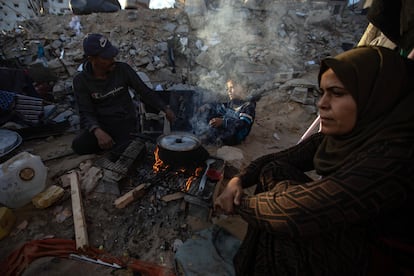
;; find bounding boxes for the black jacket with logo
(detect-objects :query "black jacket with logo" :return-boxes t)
[73,61,167,133]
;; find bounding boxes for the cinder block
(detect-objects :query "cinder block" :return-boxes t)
[290,86,309,104]
[46,0,71,15]
[0,1,37,31]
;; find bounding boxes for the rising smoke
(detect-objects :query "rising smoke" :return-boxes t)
[194,0,302,97]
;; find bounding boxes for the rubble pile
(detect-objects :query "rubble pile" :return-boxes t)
[0,0,369,273]
[1,1,368,105]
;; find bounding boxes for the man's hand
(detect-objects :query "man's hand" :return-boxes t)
[164,107,176,123]
[214,177,243,214]
[408,48,414,59]
[93,128,114,150]
[209,117,223,128]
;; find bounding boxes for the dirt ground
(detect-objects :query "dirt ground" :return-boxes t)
[0,2,334,273]
[0,70,318,276]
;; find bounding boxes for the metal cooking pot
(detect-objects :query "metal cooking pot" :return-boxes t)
[156,132,209,167]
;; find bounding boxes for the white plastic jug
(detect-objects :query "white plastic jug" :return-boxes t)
[0,152,47,208]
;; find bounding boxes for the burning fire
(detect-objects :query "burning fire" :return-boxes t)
[153,147,203,192]
[153,147,168,172]
[184,167,203,191]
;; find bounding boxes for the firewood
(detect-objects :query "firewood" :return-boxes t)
[68,171,89,250]
[114,183,149,209]
[161,192,185,202]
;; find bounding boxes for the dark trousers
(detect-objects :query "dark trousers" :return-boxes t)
[72,119,137,155]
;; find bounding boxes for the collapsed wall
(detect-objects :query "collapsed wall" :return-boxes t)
[0,0,71,31]
[0,0,367,102]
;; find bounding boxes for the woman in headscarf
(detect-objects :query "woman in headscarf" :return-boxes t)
[214,46,414,275]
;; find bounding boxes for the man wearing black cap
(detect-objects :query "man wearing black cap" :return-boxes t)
[71,33,175,155]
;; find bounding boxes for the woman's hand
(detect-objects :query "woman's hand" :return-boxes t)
[214,177,243,214]
[93,128,114,150]
[209,117,223,128]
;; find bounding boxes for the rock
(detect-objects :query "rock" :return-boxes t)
[216,146,244,170]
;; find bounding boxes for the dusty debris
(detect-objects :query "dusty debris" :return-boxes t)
[0,1,369,273]
[11,219,28,236]
[79,164,103,194]
[53,206,73,223]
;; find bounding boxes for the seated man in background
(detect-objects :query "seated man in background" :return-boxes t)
[72,33,175,155]
[192,77,256,146]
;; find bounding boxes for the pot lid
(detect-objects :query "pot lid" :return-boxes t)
[157,132,200,151]
[0,129,23,158]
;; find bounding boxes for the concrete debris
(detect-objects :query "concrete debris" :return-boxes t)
[0,1,366,107]
[0,1,369,268]
[80,165,103,194]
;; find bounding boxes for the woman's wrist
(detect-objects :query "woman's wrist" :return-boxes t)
[228,176,242,187]
[93,127,102,134]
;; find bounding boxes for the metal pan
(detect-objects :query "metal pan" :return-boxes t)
[156,132,209,168]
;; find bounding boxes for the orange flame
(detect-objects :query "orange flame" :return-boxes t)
[153,147,169,172]
[153,147,204,191]
[184,176,195,191]
[184,167,203,191]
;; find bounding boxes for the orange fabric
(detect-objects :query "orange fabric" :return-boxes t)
[0,238,175,276]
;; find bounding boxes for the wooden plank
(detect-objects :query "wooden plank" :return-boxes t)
[161,192,185,202]
[68,171,89,249]
[114,183,149,209]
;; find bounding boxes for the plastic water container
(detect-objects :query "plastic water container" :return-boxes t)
[0,152,47,208]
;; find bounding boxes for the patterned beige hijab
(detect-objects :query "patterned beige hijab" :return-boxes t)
[314,46,414,175]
